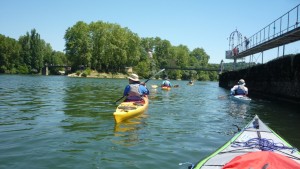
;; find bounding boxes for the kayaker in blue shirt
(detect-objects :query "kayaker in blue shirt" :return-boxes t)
[162,78,171,87]
[123,73,149,101]
[230,79,248,95]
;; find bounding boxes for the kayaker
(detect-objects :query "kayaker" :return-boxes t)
[162,77,171,87]
[123,73,149,101]
[187,80,193,85]
[230,79,248,95]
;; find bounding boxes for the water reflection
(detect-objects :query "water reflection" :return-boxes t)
[227,100,251,119]
[113,113,148,146]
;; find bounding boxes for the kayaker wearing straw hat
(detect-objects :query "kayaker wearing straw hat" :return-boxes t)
[123,73,149,101]
[230,79,248,95]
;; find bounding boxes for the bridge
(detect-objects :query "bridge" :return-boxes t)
[42,64,71,75]
[219,4,300,104]
[226,4,300,65]
[164,66,221,72]
[163,59,226,73]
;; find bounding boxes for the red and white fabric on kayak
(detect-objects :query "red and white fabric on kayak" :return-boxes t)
[222,151,300,169]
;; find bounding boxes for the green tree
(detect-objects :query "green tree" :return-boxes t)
[90,21,108,71]
[19,32,31,72]
[153,38,172,69]
[18,29,47,73]
[0,34,21,73]
[65,21,92,70]
[174,45,189,68]
[190,47,210,66]
[30,29,44,72]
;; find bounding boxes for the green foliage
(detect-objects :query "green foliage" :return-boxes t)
[84,68,92,75]
[0,34,21,73]
[65,21,92,70]
[81,72,87,77]
[197,71,210,81]
[17,65,29,74]
[0,21,225,81]
[18,29,46,73]
[190,48,210,66]
[133,60,151,79]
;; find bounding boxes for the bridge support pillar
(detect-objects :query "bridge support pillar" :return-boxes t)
[42,66,48,75]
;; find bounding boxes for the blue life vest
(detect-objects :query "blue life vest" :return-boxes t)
[235,85,246,95]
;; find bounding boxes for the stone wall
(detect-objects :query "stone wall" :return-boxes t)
[219,54,300,104]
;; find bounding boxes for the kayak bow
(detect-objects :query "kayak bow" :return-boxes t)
[191,115,300,169]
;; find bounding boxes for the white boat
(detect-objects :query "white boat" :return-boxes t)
[231,95,251,103]
[190,115,300,169]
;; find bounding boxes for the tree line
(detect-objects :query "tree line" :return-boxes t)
[0,21,222,80]
[0,29,67,74]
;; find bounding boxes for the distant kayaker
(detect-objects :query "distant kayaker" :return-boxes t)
[187,80,193,85]
[162,77,171,87]
[124,73,149,101]
[230,79,248,95]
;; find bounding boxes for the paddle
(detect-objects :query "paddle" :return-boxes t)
[115,68,165,103]
[115,95,126,103]
[144,68,165,83]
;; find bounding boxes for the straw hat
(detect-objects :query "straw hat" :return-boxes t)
[128,73,140,82]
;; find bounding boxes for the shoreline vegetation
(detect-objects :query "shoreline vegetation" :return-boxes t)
[68,70,128,79]
[67,70,166,80]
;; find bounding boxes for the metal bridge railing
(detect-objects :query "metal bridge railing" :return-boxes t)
[237,4,300,53]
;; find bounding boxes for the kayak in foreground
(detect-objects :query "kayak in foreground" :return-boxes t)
[161,86,171,90]
[231,95,251,103]
[113,96,149,123]
[190,115,300,169]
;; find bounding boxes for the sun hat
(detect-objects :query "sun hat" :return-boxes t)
[128,73,140,82]
[238,79,245,85]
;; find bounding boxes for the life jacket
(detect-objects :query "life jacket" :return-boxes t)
[126,84,142,101]
[235,85,246,95]
[162,80,170,87]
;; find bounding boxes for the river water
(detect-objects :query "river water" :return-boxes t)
[0,75,299,169]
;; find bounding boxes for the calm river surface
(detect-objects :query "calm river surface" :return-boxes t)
[0,75,299,169]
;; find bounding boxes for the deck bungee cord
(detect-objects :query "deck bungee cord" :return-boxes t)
[231,137,298,153]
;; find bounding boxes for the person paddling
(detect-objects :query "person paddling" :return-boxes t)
[187,80,193,85]
[161,77,172,87]
[230,79,248,96]
[123,73,149,102]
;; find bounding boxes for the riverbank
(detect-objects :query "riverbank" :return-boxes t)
[68,70,128,79]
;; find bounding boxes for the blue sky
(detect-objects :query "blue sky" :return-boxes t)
[1,0,299,64]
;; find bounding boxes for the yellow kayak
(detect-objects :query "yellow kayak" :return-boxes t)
[113,97,149,123]
[161,86,171,90]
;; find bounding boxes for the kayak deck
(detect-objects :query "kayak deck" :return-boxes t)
[192,115,300,169]
[161,86,171,90]
[231,95,251,103]
[113,97,149,123]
